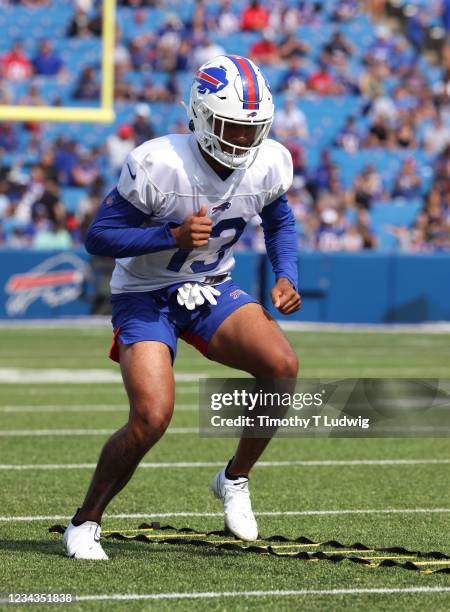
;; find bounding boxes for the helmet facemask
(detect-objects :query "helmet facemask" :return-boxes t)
[209,110,272,169]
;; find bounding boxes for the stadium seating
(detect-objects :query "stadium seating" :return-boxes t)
[0,0,447,253]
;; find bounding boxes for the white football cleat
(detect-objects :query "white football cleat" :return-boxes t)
[211,466,258,541]
[63,520,109,560]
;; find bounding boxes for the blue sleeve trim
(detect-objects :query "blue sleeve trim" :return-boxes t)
[85,188,177,258]
[260,193,298,289]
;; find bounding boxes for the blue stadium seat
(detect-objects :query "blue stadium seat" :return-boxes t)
[61,186,87,214]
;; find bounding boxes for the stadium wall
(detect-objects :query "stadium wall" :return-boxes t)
[0,249,449,323]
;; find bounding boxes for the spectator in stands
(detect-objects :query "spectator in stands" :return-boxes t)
[316,208,345,251]
[425,189,446,228]
[394,112,417,149]
[240,1,269,31]
[39,149,58,183]
[18,82,45,106]
[278,55,309,95]
[32,39,64,77]
[192,38,226,69]
[19,0,50,5]
[424,113,450,155]
[442,0,450,31]
[216,0,239,35]
[269,4,299,33]
[14,164,46,225]
[390,37,415,76]
[331,0,358,22]
[175,38,192,72]
[0,77,13,104]
[87,6,102,36]
[77,176,104,238]
[114,29,132,73]
[106,124,135,176]
[334,117,361,153]
[1,40,32,81]
[356,209,377,249]
[273,96,308,141]
[0,179,9,219]
[323,30,354,62]
[66,6,92,38]
[71,148,100,188]
[353,164,384,208]
[359,62,386,98]
[392,158,423,199]
[364,113,394,148]
[309,149,334,195]
[405,8,428,55]
[297,1,322,26]
[249,29,280,65]
[160,72,180,103]
[73,66,100,100]
[170,117,189,134]
[283,140,307,178]
[278,33,309,61]
[342,224,364,251]
[153,35,179,73]
[128,37,151,72]
[33,218,73,249]
[333,61,361,95]
[137,75,169,103]
[119,0,154,5]
[33,178,64,224]
[132,104,156,146]
[365,25,395,66]
[368,92,398,127]
[156,13,184,53]
[115,71,139,102]
[307,65,343,95]
[53,138,78,186]
[0,123,17,152]
[26,203,50,241]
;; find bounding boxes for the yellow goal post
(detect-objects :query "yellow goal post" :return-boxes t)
[0,0,116,123]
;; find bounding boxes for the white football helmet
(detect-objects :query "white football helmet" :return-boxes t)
[189,54,274,169]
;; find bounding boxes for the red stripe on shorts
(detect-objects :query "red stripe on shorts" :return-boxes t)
[180,330,209,356]
[108,326,121,363]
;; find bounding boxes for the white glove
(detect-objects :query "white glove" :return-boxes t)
[176,282,221,311]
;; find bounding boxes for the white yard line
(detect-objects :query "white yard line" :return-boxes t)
[0,404,197,413]
[72,587,450,602]
[1,317,450,333]
[0,428,197,437]
[2,508,450,522]
[0,369,203,383]
[1,459,450,470]
[3,366,449,382]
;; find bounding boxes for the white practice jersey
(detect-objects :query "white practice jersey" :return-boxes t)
[111,134,293,293]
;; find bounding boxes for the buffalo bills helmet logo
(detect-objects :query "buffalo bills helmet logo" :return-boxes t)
[195,67,228,94]
[211,201,232,214]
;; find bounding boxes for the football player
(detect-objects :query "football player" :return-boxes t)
[64,55,301,560]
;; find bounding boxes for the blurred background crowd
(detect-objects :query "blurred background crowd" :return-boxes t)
[0,0,449,252]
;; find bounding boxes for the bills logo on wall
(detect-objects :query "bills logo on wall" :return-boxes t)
[5,252,87,316]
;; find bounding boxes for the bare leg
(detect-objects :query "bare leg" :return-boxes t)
[75,341,174,523]
[207,304,298,477]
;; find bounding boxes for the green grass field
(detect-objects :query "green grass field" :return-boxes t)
[1,326,450,611]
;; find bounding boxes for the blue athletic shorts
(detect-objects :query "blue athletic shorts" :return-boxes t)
[109,278,258,362]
